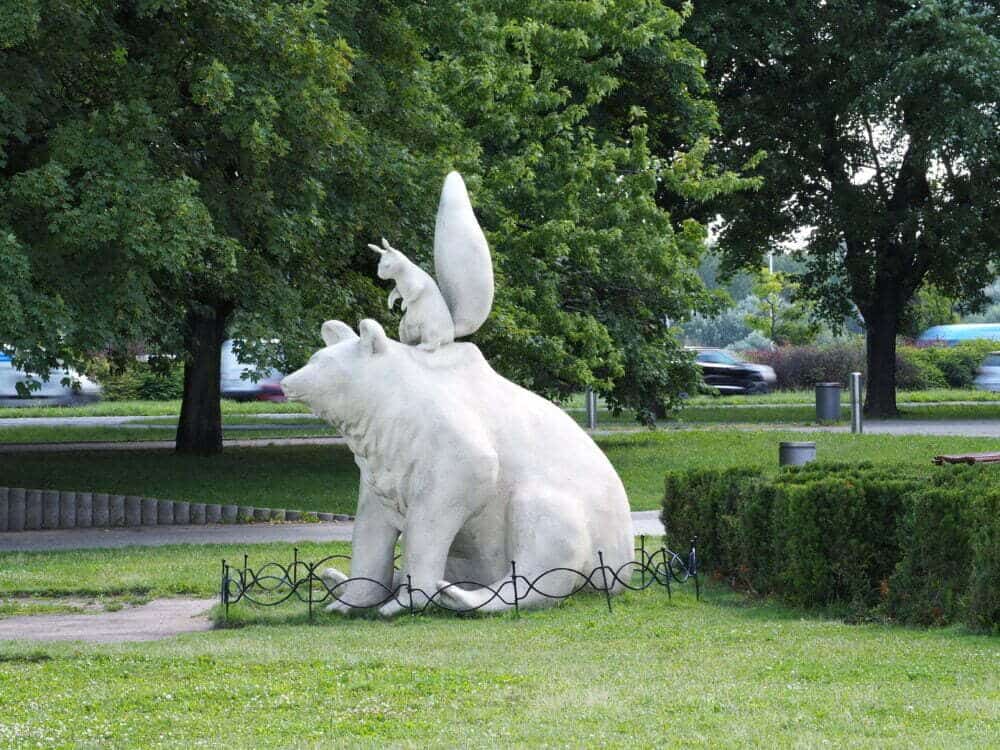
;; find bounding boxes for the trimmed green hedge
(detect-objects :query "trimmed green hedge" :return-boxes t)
[662,462,1000,631]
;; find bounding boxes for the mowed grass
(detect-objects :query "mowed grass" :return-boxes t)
[2,431,999,513]
[0,542,351,599]
[0,541,997,748]
[0,399,310,419]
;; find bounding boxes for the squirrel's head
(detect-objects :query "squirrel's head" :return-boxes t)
[369,239,407,281]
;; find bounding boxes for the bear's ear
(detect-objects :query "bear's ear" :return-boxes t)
[358,319,388,355]
[320,320,358,346]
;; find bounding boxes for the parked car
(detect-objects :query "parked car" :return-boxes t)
[973,351,1000,392]
[220,340,286,401]
[0,353,102,406]
[688,347,775,395]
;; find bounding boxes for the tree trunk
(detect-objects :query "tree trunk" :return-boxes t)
[175,304,231,455]
[863,304,900,418]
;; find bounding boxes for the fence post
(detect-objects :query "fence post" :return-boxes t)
[639,535,646,588]
[307,562,315,621]
[292,547,298,586]
[510,560,519,617]
[407,574,415,615]
[597,551,613,613]
[220,559,229,621]
[689,537,700,601]
[661,546,672,599]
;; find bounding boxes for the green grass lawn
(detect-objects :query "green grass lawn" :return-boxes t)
[0,399,310,419]
[3,431,999,513]
[0,541,997,748]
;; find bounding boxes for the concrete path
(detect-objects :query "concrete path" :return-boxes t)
[0,597,215,642]
[0,521,355,551]
[736,419,1000,437]
[0,512,664,552]
[0,413,309,428]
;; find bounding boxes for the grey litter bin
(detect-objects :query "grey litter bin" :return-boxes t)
[815,382,842,422]
[779,441,816,467]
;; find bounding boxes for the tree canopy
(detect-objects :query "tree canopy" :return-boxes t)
[1,0,749,449]
[687,0,1000,415]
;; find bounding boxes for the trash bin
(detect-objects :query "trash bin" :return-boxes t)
[815,382,842,422]
[779,441,816,466]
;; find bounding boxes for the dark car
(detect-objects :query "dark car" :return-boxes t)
[688,347,773,395]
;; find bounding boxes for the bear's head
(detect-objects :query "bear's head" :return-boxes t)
[280,319,391,424]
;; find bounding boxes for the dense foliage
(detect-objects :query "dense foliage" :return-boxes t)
[687,0,1000,416]
[662,462,1000,631]
[1,0,752,450]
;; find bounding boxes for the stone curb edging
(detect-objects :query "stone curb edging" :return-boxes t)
[0,487,353,533]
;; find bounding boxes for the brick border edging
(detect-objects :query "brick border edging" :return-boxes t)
[0,487,353,532]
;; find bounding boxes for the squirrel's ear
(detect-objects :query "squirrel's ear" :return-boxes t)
[321,320,358,346]
[358,319,388,355]
[367,243,385,255]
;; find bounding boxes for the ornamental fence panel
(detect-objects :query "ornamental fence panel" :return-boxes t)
[219,535,698,620]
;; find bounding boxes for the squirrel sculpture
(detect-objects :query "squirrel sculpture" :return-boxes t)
[369,238,455,351]
[369,172,493,352]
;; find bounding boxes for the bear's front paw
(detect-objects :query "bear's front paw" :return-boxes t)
[319,566,348,591]
[377,598,410,618]
[325,599,356,616]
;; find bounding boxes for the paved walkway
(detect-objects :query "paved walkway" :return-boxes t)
[0,597,215,642]
[0,436,348,452]
[0,512,664,552]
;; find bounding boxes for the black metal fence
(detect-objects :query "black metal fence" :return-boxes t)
[219,536,698,621]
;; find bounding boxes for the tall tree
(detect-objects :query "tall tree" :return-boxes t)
[686,0,1000,415]
[2,0,749,448]
[417,0,754,420]
[2,0,365,453]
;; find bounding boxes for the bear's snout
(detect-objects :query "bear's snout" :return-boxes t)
[279,372,303,402]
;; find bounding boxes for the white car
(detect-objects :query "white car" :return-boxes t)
[973,352,1000,392]
[220,340,286,401]
[0,353,102,406]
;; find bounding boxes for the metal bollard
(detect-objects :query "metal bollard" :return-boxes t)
[585,387,598,430]
[850,371,863,434]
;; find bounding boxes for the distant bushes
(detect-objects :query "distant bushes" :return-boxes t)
[662,463,1000,631]
[745,342,864,389]
[743,339,996,390]
[95,359,184,401]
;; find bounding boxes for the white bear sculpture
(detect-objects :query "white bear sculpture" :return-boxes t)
[280,172,634,616]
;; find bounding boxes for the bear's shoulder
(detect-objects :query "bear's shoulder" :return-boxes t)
[397,341,488,372]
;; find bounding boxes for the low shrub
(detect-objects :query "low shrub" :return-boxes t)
[745,343,864,390]
[99,360,184,401]
[662,462,999,631]
[967,491,1000,633]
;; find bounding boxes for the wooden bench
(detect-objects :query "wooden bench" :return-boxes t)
[933,452,1000,465]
